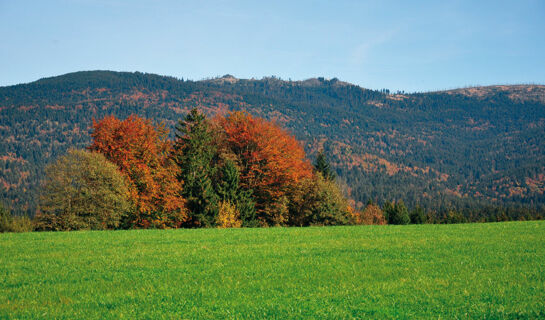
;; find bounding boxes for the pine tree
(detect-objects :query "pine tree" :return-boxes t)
[314,150,336,181]
[173,109,219,227]
[216,160,240,202]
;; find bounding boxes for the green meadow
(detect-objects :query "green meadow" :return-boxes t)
[1,222,544,319]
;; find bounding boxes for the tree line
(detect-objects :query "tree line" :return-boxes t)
[1,108,543,232]
[2,71,545,216]
[27,109,359,230]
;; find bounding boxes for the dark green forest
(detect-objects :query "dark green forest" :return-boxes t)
[1,71,544,218]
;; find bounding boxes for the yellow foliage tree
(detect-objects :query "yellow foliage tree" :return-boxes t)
[217,201,242,228]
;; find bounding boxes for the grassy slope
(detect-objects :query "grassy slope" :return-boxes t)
[1,222,544,319]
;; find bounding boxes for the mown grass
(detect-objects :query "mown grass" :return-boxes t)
[1,221,544,319]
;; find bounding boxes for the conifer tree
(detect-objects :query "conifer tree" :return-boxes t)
[216,160,257,227]
[216,160,240,202]
[384,200,410,225]
[410,205,427,224]
[173,109,219,227]
[314,150,336,181]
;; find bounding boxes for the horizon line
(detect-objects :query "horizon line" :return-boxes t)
[2,69,544,95]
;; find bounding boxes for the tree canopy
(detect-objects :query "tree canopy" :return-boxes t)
[36,149,133,230]
[217,111,314,226]
[89,115,186,228]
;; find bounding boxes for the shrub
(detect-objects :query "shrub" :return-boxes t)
[217,201,242,228]
[10,215,34,232]
[0,203,33,233]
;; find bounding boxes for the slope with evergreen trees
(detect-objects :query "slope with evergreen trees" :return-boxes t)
[1,71,544,215]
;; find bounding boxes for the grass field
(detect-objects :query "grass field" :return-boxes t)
[1,222,544,319]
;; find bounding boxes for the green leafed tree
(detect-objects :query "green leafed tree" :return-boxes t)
[36,149,133,230]
[289,173,351,226]
[173,108,219,227]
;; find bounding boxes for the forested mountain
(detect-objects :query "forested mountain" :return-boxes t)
[1,71,544,215]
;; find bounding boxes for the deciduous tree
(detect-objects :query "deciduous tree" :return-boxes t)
[217,200,242,228]
[360,203,387,225]
[217,111,313,226]
[288,173,352,226]
[89,115,186,228]
[36,149,132,230]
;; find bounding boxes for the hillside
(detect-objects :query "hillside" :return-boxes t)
[1,71,545,214]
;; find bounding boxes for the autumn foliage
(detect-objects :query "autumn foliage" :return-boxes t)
[216,201,242,228]
[357,203,387,225]
[35,110,360,230]
[89,115,186,228]
[216,111,313,225]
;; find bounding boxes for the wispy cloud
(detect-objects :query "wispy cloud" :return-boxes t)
[350,29,398,66]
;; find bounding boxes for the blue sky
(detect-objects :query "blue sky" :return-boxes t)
[1,0,544,92]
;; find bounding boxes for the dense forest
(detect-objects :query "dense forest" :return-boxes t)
[1,71,544,218]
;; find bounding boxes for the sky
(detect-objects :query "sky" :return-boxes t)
[1,0,544,92]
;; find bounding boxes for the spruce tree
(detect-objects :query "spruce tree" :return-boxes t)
[216,160,240,202]
[384,200,410,225]
[314,150,336,181]
[173,109,219,227]
[409,205,427,224]
[216,160,257,227]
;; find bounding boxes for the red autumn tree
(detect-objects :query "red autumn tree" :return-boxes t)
[89,115,186,228]
[216,111,313,226]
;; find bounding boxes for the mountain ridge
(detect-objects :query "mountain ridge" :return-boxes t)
[10,70,545,95]
[1,70,544,214]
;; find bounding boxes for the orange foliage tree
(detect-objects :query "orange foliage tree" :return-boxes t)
[355,203,387,225]
[89,115,186,228]
[216,111,313,226]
